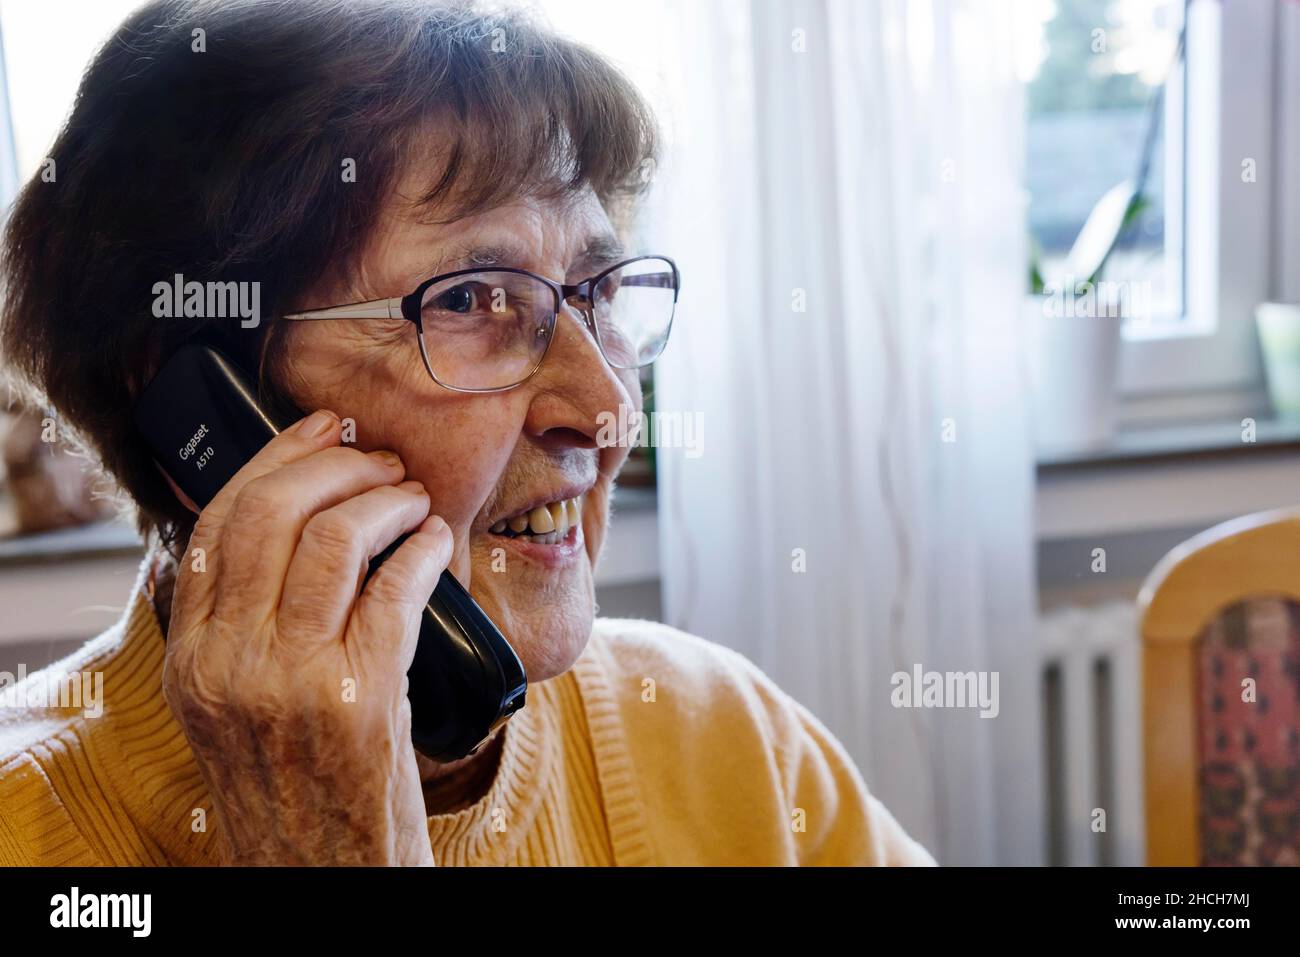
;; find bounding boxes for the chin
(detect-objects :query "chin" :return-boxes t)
[467,534,597,684]
[512,598,595,682]
[462,475,620,685]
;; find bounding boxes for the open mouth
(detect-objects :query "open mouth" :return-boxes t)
[488,496,583,545]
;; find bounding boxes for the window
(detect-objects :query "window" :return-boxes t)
[1022,0,1282,407]
[1026,0,1184,332]
[0,0,143,183]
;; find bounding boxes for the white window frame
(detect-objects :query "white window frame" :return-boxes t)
[0,14,17,205]
[1117,0,1281,403]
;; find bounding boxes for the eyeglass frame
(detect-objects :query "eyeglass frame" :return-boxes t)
[281,254,680,394]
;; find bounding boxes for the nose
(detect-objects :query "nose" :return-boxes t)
[522,299,636,452]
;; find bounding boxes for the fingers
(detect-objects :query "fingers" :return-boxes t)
[353,513,454,663]
[210,445,409,626]
[276,480,434,644]
[176,410,344,618]
[196,409,345,544]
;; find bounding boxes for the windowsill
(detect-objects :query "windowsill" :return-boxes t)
[1035,414,1300,541]
[1036,414,1300,472]
[0,517,143,568]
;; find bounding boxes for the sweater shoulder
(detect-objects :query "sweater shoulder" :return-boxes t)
[586,617,803,753]
[582,619,936,866]
[589,616,739,669]
[589,617,763,694]
[0,624,122,762]
[580,619,825,864]
[0,630,122,867]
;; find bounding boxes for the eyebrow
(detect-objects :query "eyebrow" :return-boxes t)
[431,233,627,279]
[573,234,627,275]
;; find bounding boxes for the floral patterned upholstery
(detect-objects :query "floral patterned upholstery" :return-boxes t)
[1197,597,1300,866]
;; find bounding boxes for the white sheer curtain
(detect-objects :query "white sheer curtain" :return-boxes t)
[639,0,1042,866]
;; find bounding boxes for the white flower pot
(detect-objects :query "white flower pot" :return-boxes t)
[1256,302,1300,418]
[1027,298,1122,455]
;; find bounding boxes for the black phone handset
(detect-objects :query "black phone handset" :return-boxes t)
[133,342,526,761]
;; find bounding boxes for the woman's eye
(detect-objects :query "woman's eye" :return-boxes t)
[434,285,478,313]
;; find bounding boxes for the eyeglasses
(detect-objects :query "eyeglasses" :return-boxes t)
[282,255,680,393]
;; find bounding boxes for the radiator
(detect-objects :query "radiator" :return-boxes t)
[1039,601,1146,866]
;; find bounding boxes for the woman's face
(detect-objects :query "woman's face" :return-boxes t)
[281,177,640,682]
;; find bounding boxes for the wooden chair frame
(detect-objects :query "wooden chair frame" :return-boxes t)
[1138,506,1300,865]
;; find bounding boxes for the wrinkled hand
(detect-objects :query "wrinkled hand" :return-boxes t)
[162,410,450,866]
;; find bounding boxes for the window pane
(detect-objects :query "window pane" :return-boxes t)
[1024,0,1185,330]
[0,0,142,181]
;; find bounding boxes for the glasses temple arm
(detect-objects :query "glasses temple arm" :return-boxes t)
[282,298,403,321]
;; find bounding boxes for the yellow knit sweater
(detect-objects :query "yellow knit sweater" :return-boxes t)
[0,560,934,866]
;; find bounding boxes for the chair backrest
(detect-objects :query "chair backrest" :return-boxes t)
[1139,507,1300,866]
[1196,597,1300,865]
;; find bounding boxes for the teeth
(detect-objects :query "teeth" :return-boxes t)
[491,495,586,540]
[528,505,556,533]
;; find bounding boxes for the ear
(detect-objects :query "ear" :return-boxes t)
[155,462,201,515]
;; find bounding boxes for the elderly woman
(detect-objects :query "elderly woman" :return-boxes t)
[0,0,932,866]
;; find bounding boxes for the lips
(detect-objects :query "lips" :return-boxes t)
[488,495,583,545]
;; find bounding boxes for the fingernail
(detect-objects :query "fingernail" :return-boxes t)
[398,479,426,495]
[299,410,337,438]
[369,449,402,467]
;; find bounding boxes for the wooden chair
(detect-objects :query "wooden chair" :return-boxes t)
[1138,507,1300,865]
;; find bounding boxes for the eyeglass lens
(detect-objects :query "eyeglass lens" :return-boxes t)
[417,257,676,390]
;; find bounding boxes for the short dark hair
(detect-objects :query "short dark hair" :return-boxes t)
[1,0,658,553]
